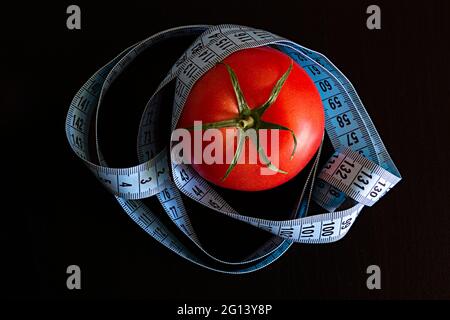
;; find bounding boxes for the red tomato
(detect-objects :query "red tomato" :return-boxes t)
[177,46,324,191]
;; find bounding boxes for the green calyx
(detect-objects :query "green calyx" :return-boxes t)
[185,60,298,181]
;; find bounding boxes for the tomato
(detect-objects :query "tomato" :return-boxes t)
[177,46,324,191]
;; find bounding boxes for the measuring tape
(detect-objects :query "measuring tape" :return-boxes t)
[66,24,401,273]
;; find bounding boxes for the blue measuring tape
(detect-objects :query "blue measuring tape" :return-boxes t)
[66,25,401,273]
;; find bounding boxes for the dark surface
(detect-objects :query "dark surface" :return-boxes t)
[1,0,449,300]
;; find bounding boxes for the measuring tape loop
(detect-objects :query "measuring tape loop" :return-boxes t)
[66,24,401,273]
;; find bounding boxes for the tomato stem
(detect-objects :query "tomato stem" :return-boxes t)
[238,116,254,129]
[183,59,298,180]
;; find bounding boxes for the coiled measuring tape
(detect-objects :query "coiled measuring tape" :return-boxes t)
[66,24,401,273]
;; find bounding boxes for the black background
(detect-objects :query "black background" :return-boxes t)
[1,0,450,300]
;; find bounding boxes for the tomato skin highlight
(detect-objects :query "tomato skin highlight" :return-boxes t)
[177,46,325,191]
